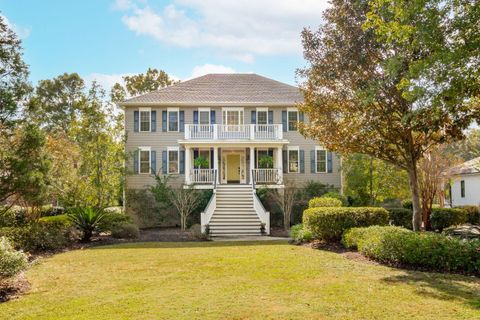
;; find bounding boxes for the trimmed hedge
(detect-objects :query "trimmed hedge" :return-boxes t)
[343,226,480,274]
[430,208,467,231]
[387,208,412,229]
[308,197,343,208]
[289,224,313,243]
[458,205,480,225]
[321,192,349,206]
[303,207,389,241]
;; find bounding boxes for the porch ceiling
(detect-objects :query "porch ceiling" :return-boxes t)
[178,139,289,148]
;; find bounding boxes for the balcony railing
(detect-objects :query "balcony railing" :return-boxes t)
[191,168,216,184]
[185,124,283,140]
[252,168,282,185]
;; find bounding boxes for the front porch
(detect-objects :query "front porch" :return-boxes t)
[182,145,285,188]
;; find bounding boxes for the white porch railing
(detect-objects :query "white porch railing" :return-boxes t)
[185,124,283,140]
[191,169,216,184]
[252,168,281,184]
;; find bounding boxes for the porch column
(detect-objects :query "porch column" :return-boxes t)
[213,147,219,184]
[185,146,191,185]
[250,147,255,184]
[276,147,283,184]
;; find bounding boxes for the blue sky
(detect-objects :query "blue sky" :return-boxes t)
[0,0,329,91]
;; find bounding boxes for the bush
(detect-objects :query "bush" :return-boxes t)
[308,197,343,208]
[290,224,313,243]
[430,208,467,231]
[111,222,139,239]
[0,237,28,279]
[387,208,412,229]
[98,211,132,232]
[189,224,208,240]
[68,207,106,242]
[40,205,65,217]
[0,209,17,228]
[40,214,72,226]
[303,207,389,241]
[343,226,480,274]
[321,192,349,206]
[457,206,480,225]
[0,220,76,253]
[402,200,413,210]
[303,181,336,199]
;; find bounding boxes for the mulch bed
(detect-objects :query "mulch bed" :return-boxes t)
[0,274,30,303]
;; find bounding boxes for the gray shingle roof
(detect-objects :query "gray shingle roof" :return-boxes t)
[121,73,303,106]
[449,157,480,175]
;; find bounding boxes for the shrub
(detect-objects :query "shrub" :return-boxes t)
[40,214,72,227]
[111,222,139,239]
[0,209,17,228]
[98,211,132,232]
[430,208,467,231]
[457,206,480,225]
[402,199,413,210]
[68,207,106,242]
[0,237,28,279]
[303,207,389,241]
[189,224,208,240]
[290,224,313,243]
[308,197,343,208]
[40,205,65,217]
[343,226,480,274]
[387,208,412,229]
[0,220,76,253]
[321,192,349,206]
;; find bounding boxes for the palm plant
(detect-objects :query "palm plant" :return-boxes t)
[68,207,106,242]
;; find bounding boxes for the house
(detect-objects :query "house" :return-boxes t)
[448,157,480,207]
[120,73,342,236]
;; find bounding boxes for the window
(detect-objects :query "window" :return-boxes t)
[223,108,244,125]
[195,149,210,169]
[461,180,465,198]
[140,109,151,132]
[168,108,179,132]
[139,148,151,174]
[257,108,268,125]
[316,148,327,173]
[288,147,299,173]
[199,109,210,125]
[288,110,298,131]
[257,149,273,168]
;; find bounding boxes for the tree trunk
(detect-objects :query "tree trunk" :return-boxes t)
[406,163,422,231]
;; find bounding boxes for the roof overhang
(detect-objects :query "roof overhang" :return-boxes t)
[119,101,301,108]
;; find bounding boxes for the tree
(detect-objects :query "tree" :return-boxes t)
[299,0,480,230]
[111,68,177,103]
[445,129,480,161]
[343,154,410,205]
[168,187,200,231]
[267,180,299,230]
[26,73,86,134]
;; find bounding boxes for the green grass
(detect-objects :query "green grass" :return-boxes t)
[1,241,480,319]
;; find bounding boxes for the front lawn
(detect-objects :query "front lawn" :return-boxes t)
[1,241,479,319]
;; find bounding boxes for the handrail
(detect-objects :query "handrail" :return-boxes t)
[201,169,217,234]
[252,168,280,184]
[251,169,256,189]
[185,124,282,140]
[253,190,270,235]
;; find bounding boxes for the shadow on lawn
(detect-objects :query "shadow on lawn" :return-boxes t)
[89,239,290,250]
[382,271,480,310]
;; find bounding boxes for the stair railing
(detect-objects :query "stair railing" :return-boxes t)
[252,183,270,235]
[201,169,217,234]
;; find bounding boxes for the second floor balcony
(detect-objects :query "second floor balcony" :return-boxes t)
[184,124,283,141]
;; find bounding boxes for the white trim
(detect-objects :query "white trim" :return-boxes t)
[139,107,151,112]
[287,146,300,174]
[138,147,151,174]
[315,146,327,173]
[287,107,298,112]
[198,108,211,125]
[167,146,180,174]
[167,108,180,132]
[139,109,151,132]
[222,107,244,112]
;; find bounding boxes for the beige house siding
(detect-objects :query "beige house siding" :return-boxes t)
[125,105,342,191]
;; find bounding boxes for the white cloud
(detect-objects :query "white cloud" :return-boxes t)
[84,73,133,93]
[0,14,31,39]
[189,64,236,79]
[115,0,330,62]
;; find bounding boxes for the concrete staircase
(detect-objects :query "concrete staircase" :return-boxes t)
[208,184,263,237]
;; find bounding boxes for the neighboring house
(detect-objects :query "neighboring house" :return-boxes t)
[120,73,342,236]
[448,157,480,207]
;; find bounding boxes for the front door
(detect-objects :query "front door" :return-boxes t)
[226,154,241,183]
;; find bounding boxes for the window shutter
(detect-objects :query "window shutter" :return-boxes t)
[180,150,185,174]
[150,150,156,174]
[251,110,256,124]
[179,111,185,132]
[282,111,287,132]
[162,111,167,132]
[283,150,288,173]
[299,112,305,123]
[268,111,273,124]
[162,151,167,174]
[211,110,216,124]
[210,148,214,169]
[133,150,139,174]
[327,151,333,173]
[300,150,305,173]
[134,111,139,132]
[311,150,316,173]
[151,111,156,132]
[254,148,257,169]
[193,111,199,124]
